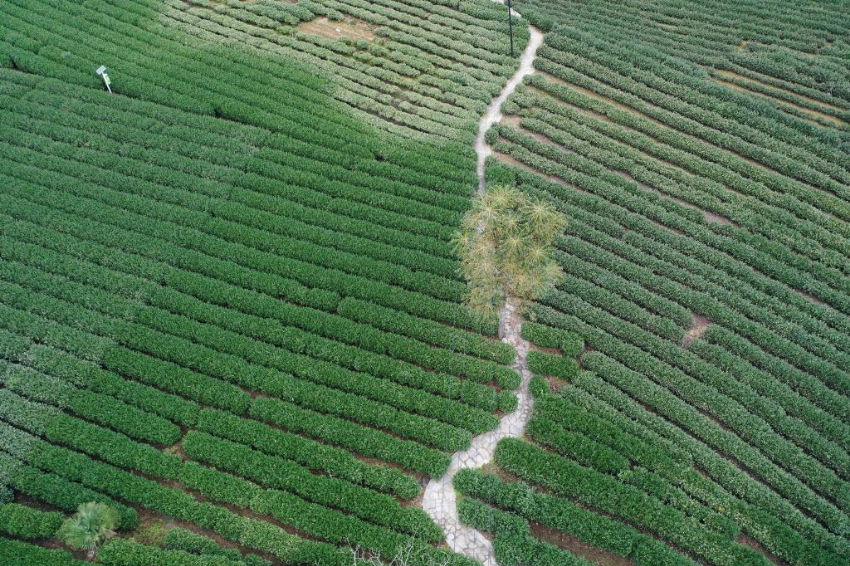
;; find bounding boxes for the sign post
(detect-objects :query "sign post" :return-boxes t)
[507,0,514,57]
[96,66,112,93]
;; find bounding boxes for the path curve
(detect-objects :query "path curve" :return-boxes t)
[422,8,544,564]
[475,19,544,193]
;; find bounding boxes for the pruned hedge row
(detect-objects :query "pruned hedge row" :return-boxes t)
[182,431,441,541]
[532,292,850,523]
[526,350,579,381]
[249,397,451,477]
[2,386,436,553]
[521,322,584,357]
[495,438,775,566]
[338,297,515,364]
[163,527,270,566]
[517,92,850,266]
[0,264,475,451]
[0,277,453,481]
[0,537,86,566]
[0,280,251,415]
[457,471,637,556]
[490,126,850,348]
[180,462,475,566]
[99,539,246,566]
[494,125,850,321]
[197,409,420,499]
[0,449,138,531]
[0,503,62,540]
[559,371,848,563]
[524,416,629,475]
[0,389,183,481]
[0,329,200,427]
[0,360,180,446]
[2,0,526,143]
[0,123,466,303]
[535,34,850,204]
[0,423,347,563]
[0,232,510,416]
[0,198,508,383]
[458,498,594,565]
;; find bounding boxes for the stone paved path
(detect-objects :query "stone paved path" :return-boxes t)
[422,300,533,565]
[422,6,544,564]
[474,16,544,193]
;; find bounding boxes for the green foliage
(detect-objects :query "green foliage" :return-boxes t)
[163,527,270,566]
[0,503,63,540]
[8,1,850,565]
[0,538,86,566]
[520,322,584,356]
[181,431,441,541]
[99,538,247,566]
[526,350,578,380]
[454,186,567,316]
[57,502,120,553]
[493,531,591,566]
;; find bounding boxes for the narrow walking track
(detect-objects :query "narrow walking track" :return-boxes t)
[422,9,545,564]
[475,21,545,193]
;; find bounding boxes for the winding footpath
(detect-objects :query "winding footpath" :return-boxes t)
[421,9,544,565]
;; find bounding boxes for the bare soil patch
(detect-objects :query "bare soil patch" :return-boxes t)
[502,115,521,128]
[298,16,376,42]
[545,375,568,394]
[680,313,710,348]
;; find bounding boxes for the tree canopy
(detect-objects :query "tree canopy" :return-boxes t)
[454,186,567,317]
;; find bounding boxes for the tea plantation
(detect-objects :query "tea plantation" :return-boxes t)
[1,0,848,565]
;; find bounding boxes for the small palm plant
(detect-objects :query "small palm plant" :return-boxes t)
[454,186,567,317]
[57,502,120,560]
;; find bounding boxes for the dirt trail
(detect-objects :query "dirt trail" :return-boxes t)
[423,4,544,563]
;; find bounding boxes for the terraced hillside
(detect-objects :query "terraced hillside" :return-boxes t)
[0,0,527,145]
[465,0,850,565]
[1,0,849,565]
[0,0,528,564]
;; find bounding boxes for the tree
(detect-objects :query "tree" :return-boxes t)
[57,502,119,560]
[454,186,566,317]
